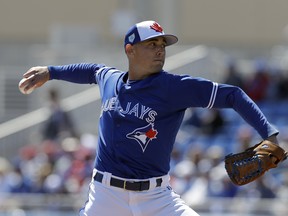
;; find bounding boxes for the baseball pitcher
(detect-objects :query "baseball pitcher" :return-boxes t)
[19,21,286,216]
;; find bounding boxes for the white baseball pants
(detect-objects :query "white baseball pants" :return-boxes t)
[79,170,199,216]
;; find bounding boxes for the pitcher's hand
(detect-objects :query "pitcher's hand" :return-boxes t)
[19,66,50,93]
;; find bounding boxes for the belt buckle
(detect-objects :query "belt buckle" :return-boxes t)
[123,180,150,191]
[123,180,136,191]
[123,180,127,190]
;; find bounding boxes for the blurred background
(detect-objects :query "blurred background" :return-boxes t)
[0,0,288,215]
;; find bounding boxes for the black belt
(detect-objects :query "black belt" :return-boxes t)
[94,172,163,191]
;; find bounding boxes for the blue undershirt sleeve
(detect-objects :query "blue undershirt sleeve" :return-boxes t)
[214,84,279,139]
[48,63,105,84]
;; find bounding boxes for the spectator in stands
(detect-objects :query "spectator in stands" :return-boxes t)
[182,108,225,136]
[244,60,271,102]
[0,157,12,193]
[255,177,276,199]
[223,60,244,89]
[42,88,78,141]
[275,71,288,100]
[200,109,225,135]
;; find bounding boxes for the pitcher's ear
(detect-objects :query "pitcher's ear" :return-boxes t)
[125,44,134,55]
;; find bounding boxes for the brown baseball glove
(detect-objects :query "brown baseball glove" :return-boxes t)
[225,140,287,186]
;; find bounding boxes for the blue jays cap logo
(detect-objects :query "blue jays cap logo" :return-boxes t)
[150,22,163,33]
[126,123,158,152]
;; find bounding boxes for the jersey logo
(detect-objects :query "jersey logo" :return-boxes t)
[126,123,158,152]
[150,22,163,33]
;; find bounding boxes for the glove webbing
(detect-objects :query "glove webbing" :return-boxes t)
[225,149,263,185]
[232,155,263,184]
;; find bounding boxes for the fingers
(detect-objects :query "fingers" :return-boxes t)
[25,75,37,90]
[23,67,37,78]
[19,74,35,89]
[23,66,47,78]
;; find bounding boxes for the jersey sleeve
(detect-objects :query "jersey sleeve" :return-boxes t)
[48,63,106,84]
[167,75,217,109]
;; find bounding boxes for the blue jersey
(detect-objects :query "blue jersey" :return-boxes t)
[49,63,278,179]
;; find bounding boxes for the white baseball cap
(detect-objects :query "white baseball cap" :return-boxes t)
[124,20,178,47]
